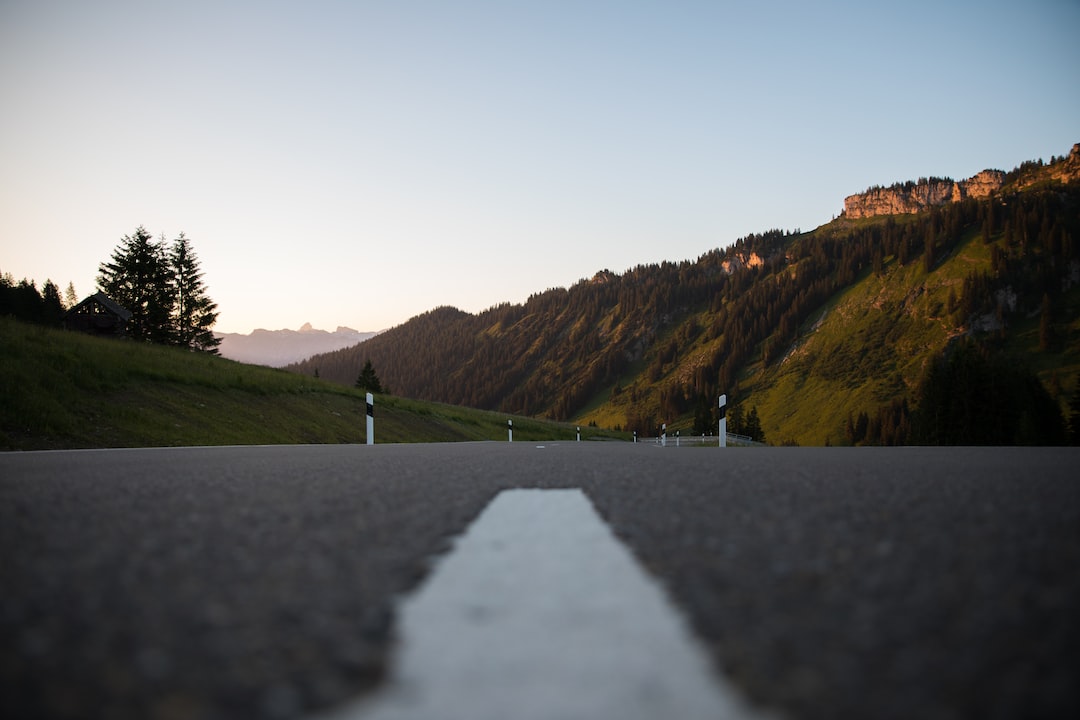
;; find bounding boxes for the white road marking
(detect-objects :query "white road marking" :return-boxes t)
[316,489,778,720]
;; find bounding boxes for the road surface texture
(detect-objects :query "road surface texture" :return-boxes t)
[2,443,1078,720]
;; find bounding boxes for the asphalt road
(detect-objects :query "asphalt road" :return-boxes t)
[2,443,1078,720]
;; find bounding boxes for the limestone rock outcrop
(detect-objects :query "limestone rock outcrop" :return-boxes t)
[843,170,1005,219]
[722,251,765,274]
[1038,142,1080,186]
[843,144,1080,220]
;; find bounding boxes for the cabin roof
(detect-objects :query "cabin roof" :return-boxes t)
[67,292,133,321]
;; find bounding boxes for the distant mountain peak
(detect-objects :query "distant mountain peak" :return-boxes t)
[216,325,377,367]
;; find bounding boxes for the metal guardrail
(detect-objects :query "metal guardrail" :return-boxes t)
[637,433,764,447]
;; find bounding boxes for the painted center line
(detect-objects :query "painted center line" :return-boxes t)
[317,489,777,720]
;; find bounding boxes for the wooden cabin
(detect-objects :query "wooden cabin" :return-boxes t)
[64,293,132,337]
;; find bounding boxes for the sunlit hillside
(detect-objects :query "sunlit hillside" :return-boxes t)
[293,147,1080,445]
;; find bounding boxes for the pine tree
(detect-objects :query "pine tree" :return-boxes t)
[97,226,173,342]
[727,405,744,436]
[96,227,220,350]
[355,359,384,394]
[41,280,65,325]
[169,233,220,352]
[745,406,765,442]
[64,282,78,309]
[692,393,713,435]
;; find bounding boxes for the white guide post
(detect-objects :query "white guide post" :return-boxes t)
[676,430,680,448]
[719,394,727,448]
[366,392,374,446]
[661,423,667,448]
[577,426,581,442]
[508,419,513,443]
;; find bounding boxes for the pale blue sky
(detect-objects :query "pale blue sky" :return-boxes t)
[2,0,1077,333]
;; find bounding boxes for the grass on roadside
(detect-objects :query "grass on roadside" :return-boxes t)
[1,317,626,450]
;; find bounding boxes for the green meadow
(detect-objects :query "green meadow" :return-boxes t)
[0,317,624,450]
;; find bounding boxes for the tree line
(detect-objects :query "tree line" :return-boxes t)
[0,274,76,326]
[289,175,1079,444]
[3,226,220,352]
[285,225,814,429]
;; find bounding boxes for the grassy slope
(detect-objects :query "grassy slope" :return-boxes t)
[576,214,1079,445]
[743,225,1080,445]
[1,318,623,450]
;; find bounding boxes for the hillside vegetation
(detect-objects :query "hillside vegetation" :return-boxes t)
[291,148,1080,445]
[0,318,613,450]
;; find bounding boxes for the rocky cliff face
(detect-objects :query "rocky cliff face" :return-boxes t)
[1037,142,1080,186]
[721,251,765,274]
[843,143,1080,220]
[843,170,1006,219]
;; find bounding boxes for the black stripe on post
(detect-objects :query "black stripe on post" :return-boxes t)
[367,401,374,417]
[719,398,727,419]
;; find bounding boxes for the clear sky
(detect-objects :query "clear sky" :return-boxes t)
[2,0,1077,334]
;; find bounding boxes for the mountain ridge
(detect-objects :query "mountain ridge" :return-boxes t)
[288,144,1080,444]
[843,169,1006,219]
[844,143,1080,219]
[216,324,378,367]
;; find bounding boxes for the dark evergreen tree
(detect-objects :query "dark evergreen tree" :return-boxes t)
[692,393,714,435]
[96,227,219,350]
[7,279,44,323]
[898,233,911,266]
[851,411,869,445]
[169,233,220,352]
[745,406,765,442]
[97,226,173,342]
[726,404,745,436]
[40,280,65,325]
[0,271,10,316]
[914,339,1065,445]
[356,359,384,394]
